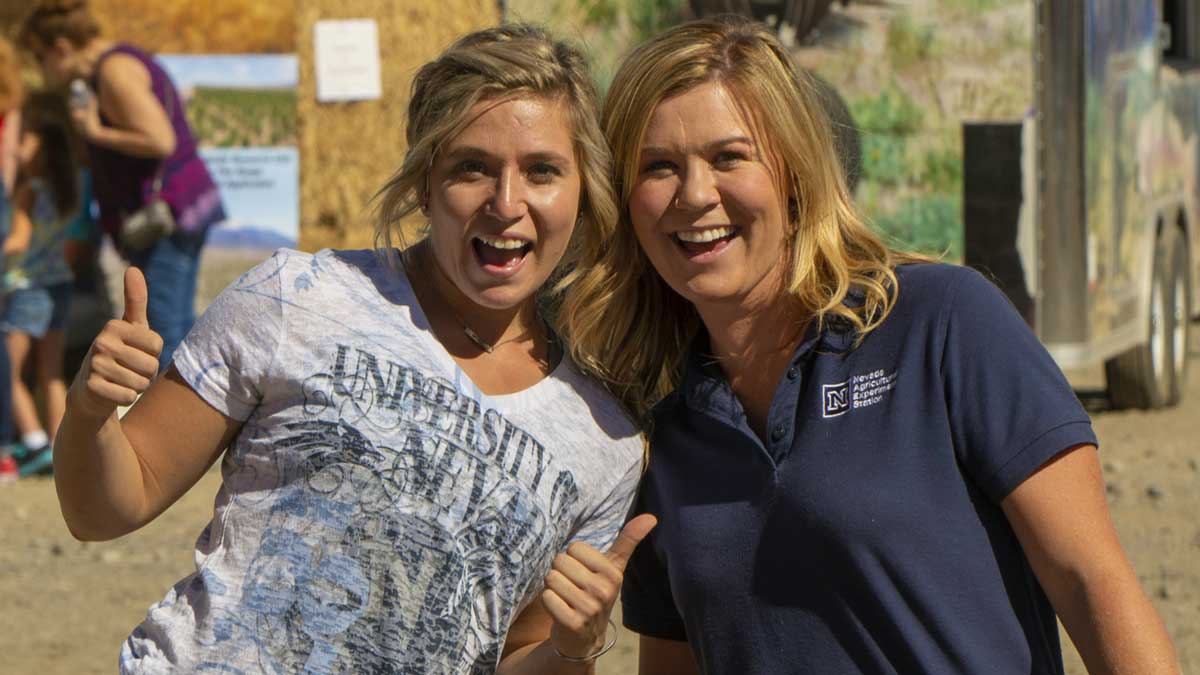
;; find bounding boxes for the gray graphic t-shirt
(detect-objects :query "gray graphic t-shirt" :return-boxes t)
[119,249,643,674]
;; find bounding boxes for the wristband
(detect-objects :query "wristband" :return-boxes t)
[553,618,618,663]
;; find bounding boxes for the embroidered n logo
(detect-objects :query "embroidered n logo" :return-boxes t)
[822,381,849,418]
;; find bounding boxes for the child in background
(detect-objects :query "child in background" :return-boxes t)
[0,37,24,480]
[1,91,79,476]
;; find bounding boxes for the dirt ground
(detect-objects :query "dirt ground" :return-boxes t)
[0,326,1195,674]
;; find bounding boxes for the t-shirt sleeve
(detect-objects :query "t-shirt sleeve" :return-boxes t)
[620,490,688,641]
[171,250,288,421]
[569,453,641,552]
[941,267,1098,503]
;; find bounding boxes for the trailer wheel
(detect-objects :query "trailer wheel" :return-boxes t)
[1166,226,1191,405]
[1105,227,1183,409]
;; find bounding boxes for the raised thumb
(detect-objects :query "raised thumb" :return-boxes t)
[123,267,149,327]
[605,513,658,572]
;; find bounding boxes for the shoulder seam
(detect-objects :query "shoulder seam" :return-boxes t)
[935,265,976,371]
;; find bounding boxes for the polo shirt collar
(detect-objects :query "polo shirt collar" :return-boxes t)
[677,320,817,420]
[678,297,864,419]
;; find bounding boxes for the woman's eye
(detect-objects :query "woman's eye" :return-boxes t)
[714,151,744,168]
[454,160,487,176]
[527,163,561,184]
[641,159,676,175]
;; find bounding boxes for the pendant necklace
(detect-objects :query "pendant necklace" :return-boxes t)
[404,247,538,354]
[460,319,500,353]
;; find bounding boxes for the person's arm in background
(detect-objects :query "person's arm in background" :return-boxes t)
[54,267,241,540]
[1003,444,1181,674]
[0,108,18,195]
[2,182,33,255]
[72,53,175,159]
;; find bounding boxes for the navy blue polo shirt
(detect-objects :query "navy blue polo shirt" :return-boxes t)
[622,263,1097,674]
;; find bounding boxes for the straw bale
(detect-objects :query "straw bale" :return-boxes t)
[0,6,26,36]
[3,1,294,53]
[95,0,295,53]
[296,0,499,252]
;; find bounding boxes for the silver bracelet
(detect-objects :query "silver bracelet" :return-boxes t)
[553,618,619,663]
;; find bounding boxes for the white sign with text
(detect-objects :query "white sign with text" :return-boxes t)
[314,19,382,102]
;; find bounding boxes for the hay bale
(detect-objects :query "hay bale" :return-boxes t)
[92,0,295,53]
[3,1,295,53]
[296,0,499,252]
[0,9,26,37]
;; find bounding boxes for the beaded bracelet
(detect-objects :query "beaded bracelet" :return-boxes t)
[553,618,619,663]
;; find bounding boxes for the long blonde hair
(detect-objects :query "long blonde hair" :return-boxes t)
[562,17,914,423]
[372,23,617,295]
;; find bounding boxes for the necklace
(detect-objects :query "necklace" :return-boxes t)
[403,247,541,354]
[458,316,503,353]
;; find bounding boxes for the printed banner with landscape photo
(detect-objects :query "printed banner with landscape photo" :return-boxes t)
[159,53,300,251]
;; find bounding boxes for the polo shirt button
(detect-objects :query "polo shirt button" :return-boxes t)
[770,425,786,442]
[786,366,799,381]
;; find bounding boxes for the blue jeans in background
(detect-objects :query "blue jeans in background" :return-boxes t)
[126,228,208,372]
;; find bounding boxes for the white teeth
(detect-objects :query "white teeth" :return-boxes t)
[476,235,528,250]
[675,227,736,243]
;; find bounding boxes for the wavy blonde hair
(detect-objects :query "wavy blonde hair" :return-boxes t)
[562,17,916,423]
[372,23,616,298]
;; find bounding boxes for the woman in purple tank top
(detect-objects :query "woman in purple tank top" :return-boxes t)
[19,0,226,370]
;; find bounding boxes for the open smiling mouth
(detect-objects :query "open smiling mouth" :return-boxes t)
[673,226,740,257]
[473,234,533,270]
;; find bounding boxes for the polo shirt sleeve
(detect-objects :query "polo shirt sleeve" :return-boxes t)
[620,493,688,642]
[939,267,1098,503]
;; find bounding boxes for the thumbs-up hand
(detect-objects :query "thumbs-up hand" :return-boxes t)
[541,514,658,661]
[67,267,164,422]
[122,265,150,327]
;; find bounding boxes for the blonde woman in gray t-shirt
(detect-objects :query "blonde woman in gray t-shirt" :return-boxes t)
[54,24,650,674]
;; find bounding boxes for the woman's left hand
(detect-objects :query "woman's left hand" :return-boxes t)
[542,514,658,660]
[70,93,101,142]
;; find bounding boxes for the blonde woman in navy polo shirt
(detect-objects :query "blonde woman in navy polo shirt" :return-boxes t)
[561,16,1181,674]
